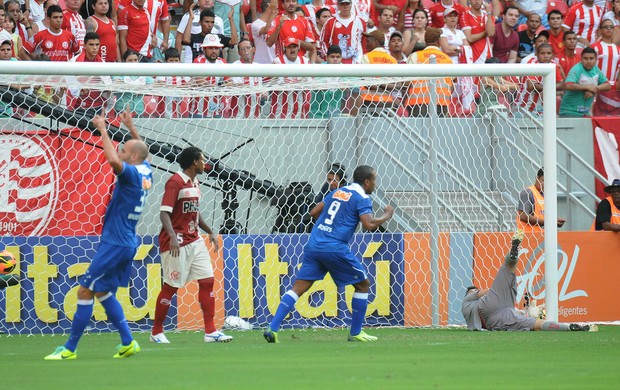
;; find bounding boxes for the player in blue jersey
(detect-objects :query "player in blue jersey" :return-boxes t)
[264,165,394,343]
[45,112,153,360]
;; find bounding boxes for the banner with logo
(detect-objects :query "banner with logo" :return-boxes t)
[0,129,115,236]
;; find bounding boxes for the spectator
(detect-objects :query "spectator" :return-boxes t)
[591,17,620,115]
[491,6,520,63]
[406,27,452,116]
[428,0,465,28]
[118,0,153,62]
[313,162,347,204]
[176,0,224,63]
[370,0,407,31]
[602,0,620,44]
[354,0,374,24]
[477,57,519,117]
[374,7,396,48]
[0,8,12,44]
[546,9,564,56]
[5,0,34,42]
[155,48,190,118]
[389,30,407,62]
[517,13,542,62]
[230,39,264,118]
[251,0,278,64]
[439,7,468,64]
[0,39,18,117]
[191,34,229,118]
[517,43,560,115]
[68,32,108,114]
[461,0,495,64]
[592,179,620,232]
[520,30,549,63]
[270,37,311,118]
[320,0,366,64]
[402,8,427,55]
[302,1,336,31]
[2,13,21,58]
[181,6,237,62]
[310,45,345,118]
[33,0,59,32]
[559,46,611,116]
[402,0,425,30]
[30,0,46,28]
[21,5,79,61]
[214,0,247,62]
[516,168,566,232]
[313,7,331,48]
[85,0,118,62]
[359,29,398,113]
[556,30,581,81]
[117,0,170,56]
[62,0,86,48]
[267,0,317,63]
[112,49,154,116]
[79,0,117,22]
[509,0,549,28]
[562,0,602,46]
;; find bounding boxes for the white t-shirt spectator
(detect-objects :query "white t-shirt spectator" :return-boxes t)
[251,18,276,64]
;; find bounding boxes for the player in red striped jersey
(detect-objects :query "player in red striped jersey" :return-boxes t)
[21,5,79,61]
[150,147,233,344]
[85,0,118,62]
[562,0,603,45]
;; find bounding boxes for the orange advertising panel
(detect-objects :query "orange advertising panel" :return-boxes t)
[403,232,451,327]
[473,232,620,322]
[177,236,225,330]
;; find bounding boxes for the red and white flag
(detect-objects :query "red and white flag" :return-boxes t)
[592,117,620,198]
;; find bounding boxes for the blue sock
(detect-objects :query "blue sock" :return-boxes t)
[350,292,368,336]
[269,290,298,332]
[99,293,133,346]
[64,299,94,352]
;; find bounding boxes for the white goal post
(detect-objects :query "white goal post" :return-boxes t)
[0,61,561,334]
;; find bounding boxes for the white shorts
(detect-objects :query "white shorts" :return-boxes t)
[161,239,214,288]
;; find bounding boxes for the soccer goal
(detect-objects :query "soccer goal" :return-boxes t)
[0,61,561,335]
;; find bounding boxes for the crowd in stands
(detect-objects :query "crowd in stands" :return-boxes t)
[1,0,620,118]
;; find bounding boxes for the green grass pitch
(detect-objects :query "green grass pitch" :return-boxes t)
[2,326,619,389]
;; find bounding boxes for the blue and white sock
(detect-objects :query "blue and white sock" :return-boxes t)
[99,293,133,346]
[64,299,94,352]
[269,290,299,332]
[350,292,368,336]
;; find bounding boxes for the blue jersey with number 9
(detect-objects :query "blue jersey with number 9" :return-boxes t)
[101,161,153,248]
[306,183,373,253]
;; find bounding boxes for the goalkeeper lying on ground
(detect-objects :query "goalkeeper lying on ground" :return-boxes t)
[461,230,597,332]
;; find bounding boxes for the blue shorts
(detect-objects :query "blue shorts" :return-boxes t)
[296,250,367,287]
[79,242,137,293]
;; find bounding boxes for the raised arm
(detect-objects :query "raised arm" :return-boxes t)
[93,115,123,174]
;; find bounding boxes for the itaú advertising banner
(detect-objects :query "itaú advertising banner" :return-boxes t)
[472,232,620,323]
[218,233,406,329]
[0,236,162,335]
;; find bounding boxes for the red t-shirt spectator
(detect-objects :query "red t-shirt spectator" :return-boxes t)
[89,16,118,62]
[490,22,519,63]
[118,3,152,57]
[267,14,315,59]
[461,10,493,64]
[23,29,79,61]
[562,2,602,44]
[429,2,466,28]
[370,0,407,27]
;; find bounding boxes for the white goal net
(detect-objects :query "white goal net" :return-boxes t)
[0,62,560,334]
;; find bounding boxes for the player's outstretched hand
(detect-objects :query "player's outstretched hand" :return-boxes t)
[119,110,134,128]
[92,115,107,131]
